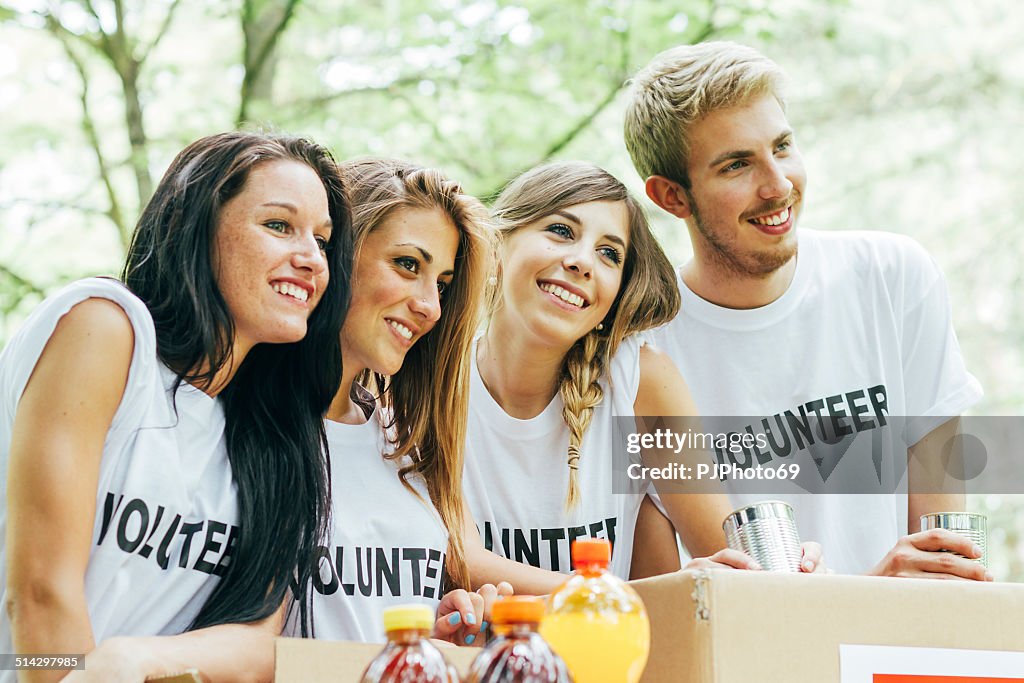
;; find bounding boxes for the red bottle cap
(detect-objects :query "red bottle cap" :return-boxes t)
[571,538,611,566]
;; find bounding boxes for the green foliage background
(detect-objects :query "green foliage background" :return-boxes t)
[1,0,1022,579]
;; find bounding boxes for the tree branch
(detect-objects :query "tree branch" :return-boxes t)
[288,73,463,112]
[483,16,634,199]
[237,0,302,126]
[0,264,46,299]
[0,198,109,218]
[138,0,183,66]
[31,8,102,52]
[44,15,129,245]
[393,91,484,177]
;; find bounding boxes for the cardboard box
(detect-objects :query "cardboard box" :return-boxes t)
[275,636,479,682]
[631,570,1024,682]
[275,573,1024,682]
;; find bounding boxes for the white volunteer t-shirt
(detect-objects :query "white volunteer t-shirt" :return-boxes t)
[649,229,983,575]
[296,400,449,642]
[463,335,649,579]
[0,278,238,666]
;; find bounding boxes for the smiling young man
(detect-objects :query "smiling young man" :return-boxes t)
[623,41,987,579]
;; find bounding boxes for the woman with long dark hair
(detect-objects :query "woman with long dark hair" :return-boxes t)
[0,131,352,681]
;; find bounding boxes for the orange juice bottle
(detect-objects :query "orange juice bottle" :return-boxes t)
[540,539,650,683]
[360,605,458,683]
[466,596,572,682]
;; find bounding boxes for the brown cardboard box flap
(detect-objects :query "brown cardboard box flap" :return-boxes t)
[630,569,1024,683]
[275,637,479,682]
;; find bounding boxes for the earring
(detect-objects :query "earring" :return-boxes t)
[487,276,498,286]
[595,322,604,331]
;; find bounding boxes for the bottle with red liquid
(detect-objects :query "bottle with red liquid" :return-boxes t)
[465,596,572,682]
[359,604,459,683]
[540,539,650,683]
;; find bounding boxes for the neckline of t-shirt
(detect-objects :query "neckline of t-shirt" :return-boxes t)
[324,383,380,443]
[324,413,382,443]
[677,229,815,331]
[470,339,565,438]
[158,362,219,409]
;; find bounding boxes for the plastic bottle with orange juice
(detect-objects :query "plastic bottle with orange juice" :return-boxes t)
[540,539,650,683]
[359,604,458,683]
[465,596,572,682]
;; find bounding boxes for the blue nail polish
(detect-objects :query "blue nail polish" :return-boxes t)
[481,620,489,631]
[465,634,476,645]
[466,612,476,625]
[448,613,461,625]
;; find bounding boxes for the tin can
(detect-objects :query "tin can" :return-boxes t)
[722,500,802,572]
[920,512,988,568]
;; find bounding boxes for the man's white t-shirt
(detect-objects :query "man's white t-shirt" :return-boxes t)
[649,229,983,574]
[0,278,238,668]
[294,402,449,642]
[463,336,649,579]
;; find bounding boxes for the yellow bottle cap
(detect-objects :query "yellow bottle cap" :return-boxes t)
[382,604,434,632]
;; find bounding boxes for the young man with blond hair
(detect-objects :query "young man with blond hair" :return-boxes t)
[624,41,987,579]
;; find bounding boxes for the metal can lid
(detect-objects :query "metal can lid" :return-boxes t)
[920,511,987,532]
[722,500,796,532]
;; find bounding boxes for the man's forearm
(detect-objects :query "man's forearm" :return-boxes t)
[907,417,967,532]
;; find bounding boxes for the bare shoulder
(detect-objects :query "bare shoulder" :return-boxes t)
[35,297,136,394]
[54,297,135,351]
[638,344,677,377]
[635,344,695,416]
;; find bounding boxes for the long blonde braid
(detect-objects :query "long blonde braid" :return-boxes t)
[490,161,681,512]
[559,330,608,510]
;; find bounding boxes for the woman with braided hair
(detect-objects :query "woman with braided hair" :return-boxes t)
[462,161,823,584]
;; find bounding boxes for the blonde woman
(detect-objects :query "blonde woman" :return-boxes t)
[462,162,822,586]
[291,158,508,645]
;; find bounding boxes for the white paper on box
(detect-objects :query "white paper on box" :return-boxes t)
[840,644,1024,681]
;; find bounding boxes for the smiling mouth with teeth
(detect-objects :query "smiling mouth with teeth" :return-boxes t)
[749,206,791,226]
[388,319,413,340]
[539,282,587,309]
[272,281,310,302]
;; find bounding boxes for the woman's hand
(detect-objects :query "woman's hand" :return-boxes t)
[433,582,514,646]
[684,542,826,573]
[61,639,150,683]
[684,548,761,570]
[800,541,826,573]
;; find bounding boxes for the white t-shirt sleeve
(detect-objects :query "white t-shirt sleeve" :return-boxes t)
[893,240,983,445]
[0,277,158,437]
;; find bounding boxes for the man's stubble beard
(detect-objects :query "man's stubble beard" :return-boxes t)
[687,190,799,279]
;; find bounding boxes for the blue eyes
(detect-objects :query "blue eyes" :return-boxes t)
[599,247,623,265]
[264,220,329,252]
[720,141,793,174]
[545,223,623,265]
